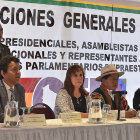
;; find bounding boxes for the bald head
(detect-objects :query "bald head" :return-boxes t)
[0,24,3,42]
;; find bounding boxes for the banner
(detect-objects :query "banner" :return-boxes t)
[0,0,140,109]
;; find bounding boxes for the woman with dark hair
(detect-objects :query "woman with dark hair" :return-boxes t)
[55,65,91,118]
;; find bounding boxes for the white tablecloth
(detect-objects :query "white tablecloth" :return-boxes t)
[0,118,140,140]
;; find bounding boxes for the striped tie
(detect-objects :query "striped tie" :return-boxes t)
[9,88,15,101]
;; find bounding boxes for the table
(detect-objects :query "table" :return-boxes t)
[0,118,140,140]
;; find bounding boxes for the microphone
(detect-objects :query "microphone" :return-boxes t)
[112,91,127,95]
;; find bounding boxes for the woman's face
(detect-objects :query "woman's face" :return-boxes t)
[70,70,84,89]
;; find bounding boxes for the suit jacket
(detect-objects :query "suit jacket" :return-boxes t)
[0,43,10,59]
[133,88,140,111]
[0,80,26,123]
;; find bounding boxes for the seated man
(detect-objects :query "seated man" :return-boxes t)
[133,88,140,111]
[90,64,136,118]
[0,55,26,123]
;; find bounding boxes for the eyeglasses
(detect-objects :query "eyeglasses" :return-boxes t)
[8,65,22,73]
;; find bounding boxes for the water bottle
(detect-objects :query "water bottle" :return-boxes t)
[4,101,19,127]
[88,99,102,123]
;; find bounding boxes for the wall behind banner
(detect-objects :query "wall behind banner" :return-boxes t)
[0,0,140,109]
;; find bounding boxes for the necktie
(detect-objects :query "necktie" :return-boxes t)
[9,88,15,101]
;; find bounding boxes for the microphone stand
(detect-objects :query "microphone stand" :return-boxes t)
[117,94,122,120]
[112,91,127,120]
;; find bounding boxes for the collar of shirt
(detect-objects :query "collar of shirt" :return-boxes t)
[2,80,14,101]
[107,89,114,100]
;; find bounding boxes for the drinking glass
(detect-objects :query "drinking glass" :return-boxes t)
[20,107,27,125]
[103,104,111,123]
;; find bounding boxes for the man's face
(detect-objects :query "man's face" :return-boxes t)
[0,24,3,42]
[102,73,119,90]
[1,61,21,87]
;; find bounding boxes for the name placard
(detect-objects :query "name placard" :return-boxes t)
[24,114,46,126]
[60,112,82,123]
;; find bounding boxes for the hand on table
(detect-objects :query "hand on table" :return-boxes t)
[81,113,88,118]
[125,110,137,118]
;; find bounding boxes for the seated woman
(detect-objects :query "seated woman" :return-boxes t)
[55,65,91,118]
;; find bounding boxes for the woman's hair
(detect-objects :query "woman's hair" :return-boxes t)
[63,65,88,97]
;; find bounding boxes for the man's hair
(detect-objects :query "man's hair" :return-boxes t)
[0,55,20,79]
[101,74,111,81]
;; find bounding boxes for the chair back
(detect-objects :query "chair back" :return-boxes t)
[30,103,55,119]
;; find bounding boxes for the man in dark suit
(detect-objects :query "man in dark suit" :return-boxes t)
[0,24,10,60]
[0,55,26,123]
